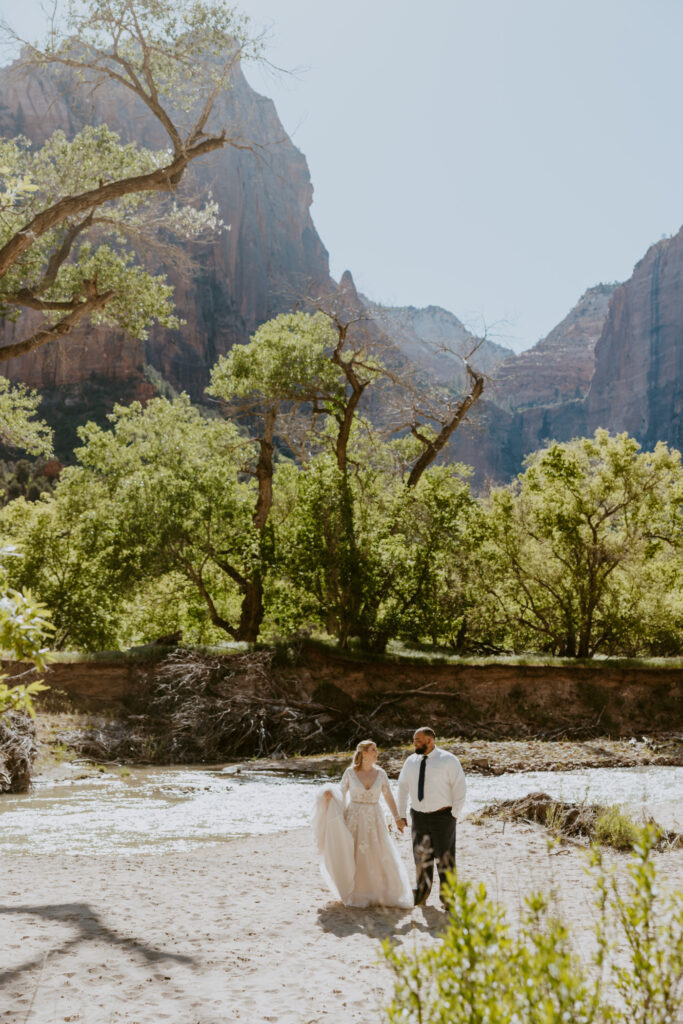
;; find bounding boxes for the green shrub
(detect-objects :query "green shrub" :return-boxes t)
[382,826,683,1023]
[594,805,641,851]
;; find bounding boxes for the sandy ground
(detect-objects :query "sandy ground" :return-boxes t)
[2,802,682,1024]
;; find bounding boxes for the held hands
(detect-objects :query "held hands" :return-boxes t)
[395,817,407,832]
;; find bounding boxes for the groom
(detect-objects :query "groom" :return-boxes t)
[396,727,466,907]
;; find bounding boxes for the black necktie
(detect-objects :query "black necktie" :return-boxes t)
[417,755,428,802]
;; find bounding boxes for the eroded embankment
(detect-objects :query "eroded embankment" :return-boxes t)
[5,644,682,772]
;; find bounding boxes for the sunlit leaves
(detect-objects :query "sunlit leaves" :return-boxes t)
[47,0,260,113]
[0,127,221,337]
[481,430,683,656]
[208,312,342,407]
[383,831,683,1023]
[2,396,259,648]
[0,556,53,717]
[0,377,53,457]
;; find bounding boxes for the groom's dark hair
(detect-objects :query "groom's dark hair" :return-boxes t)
[415,726,435,739]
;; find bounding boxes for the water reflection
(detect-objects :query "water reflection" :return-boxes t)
[0,764,681,856]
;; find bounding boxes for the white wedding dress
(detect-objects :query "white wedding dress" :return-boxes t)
[313,767,413,908]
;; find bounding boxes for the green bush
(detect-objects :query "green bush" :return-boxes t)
[594,805,641,851]
[382,826,683,1023]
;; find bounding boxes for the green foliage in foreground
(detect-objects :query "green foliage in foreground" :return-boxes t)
[382,828,683,1024]
[0,376,54,715]
[0,558,51,716]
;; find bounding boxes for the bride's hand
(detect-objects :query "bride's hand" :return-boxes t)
[324,791,333,802]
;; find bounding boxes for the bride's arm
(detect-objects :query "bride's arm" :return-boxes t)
[380,771,401,822]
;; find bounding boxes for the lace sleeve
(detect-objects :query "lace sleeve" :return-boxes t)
[340,768,351,801]
[380,769,400,820]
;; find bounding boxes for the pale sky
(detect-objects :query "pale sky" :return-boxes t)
[2,0,683,352]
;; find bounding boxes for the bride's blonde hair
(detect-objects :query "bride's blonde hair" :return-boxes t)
[352,739,377,771]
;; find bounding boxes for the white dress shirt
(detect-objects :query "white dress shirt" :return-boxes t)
[397,747,466,820]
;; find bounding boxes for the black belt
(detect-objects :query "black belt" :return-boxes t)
[412,805,452,815]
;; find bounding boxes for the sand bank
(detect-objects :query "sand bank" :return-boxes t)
[2,807,682,1024]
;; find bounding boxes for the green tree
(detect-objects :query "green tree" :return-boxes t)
[208,295,485,651]
[1,490,125,650]
[207,311,341,639]
[274,436,478,651]
[0,550,51,717]
[2,395,263,648]
[0,377,53,456]
[0,0,259,360]
[483,430,683,657]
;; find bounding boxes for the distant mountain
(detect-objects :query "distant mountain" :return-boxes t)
[364,304,513,388]
[492,283,618,412]
[2,52,683,479]
[585,228,683,454]
[450,227,683,486]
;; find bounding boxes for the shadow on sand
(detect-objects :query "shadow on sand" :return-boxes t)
[317,901,448,939]
[0,902,195,987]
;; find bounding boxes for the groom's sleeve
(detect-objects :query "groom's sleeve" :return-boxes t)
[449,758,467,819]
[397,762,409,819]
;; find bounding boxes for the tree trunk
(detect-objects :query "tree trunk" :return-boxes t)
[234,408,276,643]
[406,367,484,488]
[235,576,265,643]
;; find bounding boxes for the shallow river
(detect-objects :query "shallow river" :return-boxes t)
[1,764,681,856]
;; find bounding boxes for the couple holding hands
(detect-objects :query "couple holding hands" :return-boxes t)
[313,727,466,909]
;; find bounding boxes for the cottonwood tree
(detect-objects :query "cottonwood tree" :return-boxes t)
[210,289,487,650]
[303,275,487,485]
[289,284,485,649]
[483,430,683,657]
[2,395,265,646]
[0,377,53,456]
[207,311,342,639]
[0,0,259,361]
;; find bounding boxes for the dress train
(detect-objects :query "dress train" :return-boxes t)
[313,768,412,909]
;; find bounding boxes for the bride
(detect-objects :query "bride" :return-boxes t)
[313,739,413,908]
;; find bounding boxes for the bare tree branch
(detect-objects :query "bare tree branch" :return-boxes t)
[0,286,115,360]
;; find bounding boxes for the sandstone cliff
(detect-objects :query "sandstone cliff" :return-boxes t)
[446,286,616,486]
[492,283,617,412]
[585,227,683,453]
[3,54,683,480]
[0,55,333,413]
[454,228,683,486]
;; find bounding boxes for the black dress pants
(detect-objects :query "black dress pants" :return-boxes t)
[410,807,456,905]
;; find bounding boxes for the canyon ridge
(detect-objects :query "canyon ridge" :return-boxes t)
[1,55,682,483]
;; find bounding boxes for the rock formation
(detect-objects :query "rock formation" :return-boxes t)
[364,303,513,390]
[0,53,333,451]
[492,283,617,412]
[451,228,683,486]
[585,228,683,454]
[446,285,616,486]
[2,52,683,481]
